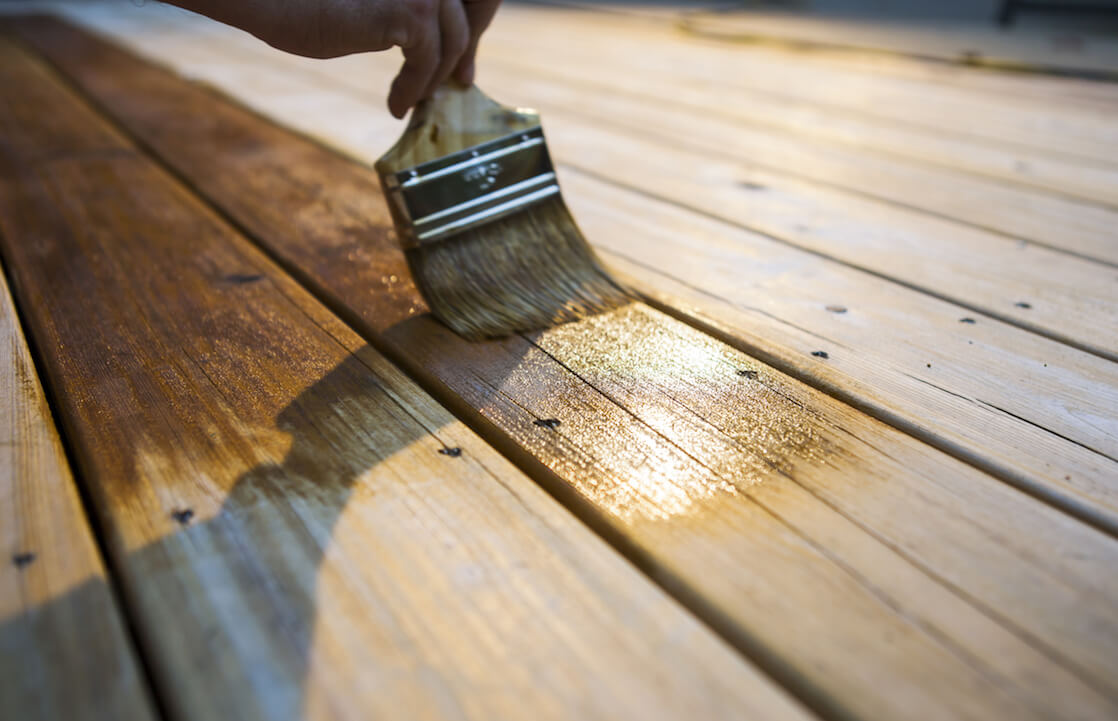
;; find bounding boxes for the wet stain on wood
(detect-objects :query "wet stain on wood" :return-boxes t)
[527,306,841,522]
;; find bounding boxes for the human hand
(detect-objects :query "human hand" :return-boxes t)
[170,0,503,118]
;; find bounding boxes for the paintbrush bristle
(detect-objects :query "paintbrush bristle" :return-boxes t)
[405,195,632,340]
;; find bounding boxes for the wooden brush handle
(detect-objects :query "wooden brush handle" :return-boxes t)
[375,82,540,174]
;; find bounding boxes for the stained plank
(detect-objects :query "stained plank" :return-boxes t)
[0,36,805,721]
[47,7,1118,532]
[0,259,156,721]
[22,16,1118,721]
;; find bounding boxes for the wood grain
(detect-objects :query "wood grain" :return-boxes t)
[82,8,1118,360]
[573,3,1118,112]
[566,172,1118,531]
[21,16,1118,720]
[0,260,155,721]
[480,39,1118,222]
[446,59,1118,354]
[678,10,1118,79]
[52,7,1118,532]
[0,36,807,721]
[494,5,1118,167]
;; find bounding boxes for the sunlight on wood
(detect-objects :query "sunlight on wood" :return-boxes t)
[517,304,834,523]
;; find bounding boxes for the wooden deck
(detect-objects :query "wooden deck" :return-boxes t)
[1,2,1116,720]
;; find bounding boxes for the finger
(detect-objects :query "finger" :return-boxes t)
[454,0,502,84]
[423,0,469,98]
[387,5,441,118]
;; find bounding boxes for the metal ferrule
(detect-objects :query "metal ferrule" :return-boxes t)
[385,126,560,248]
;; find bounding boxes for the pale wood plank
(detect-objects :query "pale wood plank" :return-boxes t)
[536,0,1118,115]
[0,36,805,721]
[680,10,1118,79]
[0,260,156,721]
[29,17,1118,720]
[535,0,1118,109]
[480,41,1118,210]
[493,5,1118,166]
[473,16,1118,263]
[732,34,1118,112]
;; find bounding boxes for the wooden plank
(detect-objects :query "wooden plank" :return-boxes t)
[474,18,1118,263]
[487,6,1118,167]
[563,171,1118,529]
[89,15,1118,360]
[534,0,1118,111]
[736,36,1118,112]
[0,261,156,721]
[679,10,1118,79]
[480,41,1118,211]
[0,36,807,721]
[535,1,1118,112]
[23,17,1118,721]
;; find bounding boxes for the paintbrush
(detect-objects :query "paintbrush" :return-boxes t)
[375,82,630,341]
